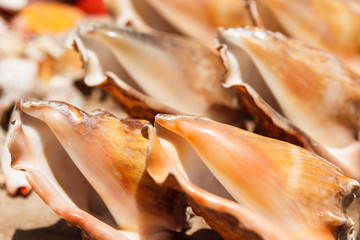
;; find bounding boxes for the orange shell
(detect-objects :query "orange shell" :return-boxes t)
[13,2,84,36]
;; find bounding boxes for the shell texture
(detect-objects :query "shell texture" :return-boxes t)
[0,34,89,196]
[104,0,255,47]
[8,99,187,240]
[145,114,360,240]
[218,43,345,168]
[70,23,239,123]
[0,122,31,196]
[218,26,360,179]
[3,1,360,240]
[256,0,360,58]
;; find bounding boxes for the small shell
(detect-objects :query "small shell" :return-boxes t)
[0,122,31,196]
[144,114,359,240]
[8,99,187,240]
[12,2,84,37]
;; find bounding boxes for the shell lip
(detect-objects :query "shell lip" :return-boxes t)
[343,185,360,209]
[77,22,136,37]
[18,98,87,126]
[142,116,288,240]
[155,114,209,125]
[148,113,360,240]
[8,100,187,239]
[216,26,360,180]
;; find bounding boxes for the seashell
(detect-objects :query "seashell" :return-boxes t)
[0,121,31,196]
[0,36,85,196]
[103,0,153,32]
[216,43,353,179]
[218,26,360,179]
[0,30,130,196]
[0,0,27,12]
[144,114,360,240]
[104,0,255,47]
[0,58,39,115]
[11,2,84,38]
[0,16,26,58]
[70,23,239,123]
[256,0,360,59]
[8,99,187,239]
[97,72,179,122]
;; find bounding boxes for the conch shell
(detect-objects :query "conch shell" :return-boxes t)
[69,23,238,123]
[1,124,31,196]
[103,0,255,47]
[256,0,360,59]
[8,99,187,239]
[144,114,360,240]
[218,26,360,179]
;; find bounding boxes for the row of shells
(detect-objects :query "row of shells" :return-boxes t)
[2,0,360,240]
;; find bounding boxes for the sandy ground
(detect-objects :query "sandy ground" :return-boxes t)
[0,188,81,240]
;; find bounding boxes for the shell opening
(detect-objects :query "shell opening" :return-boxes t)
[78,28,144,92]
[11,111,117,228]
[154,120,235,202]
[219,32,283,115]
